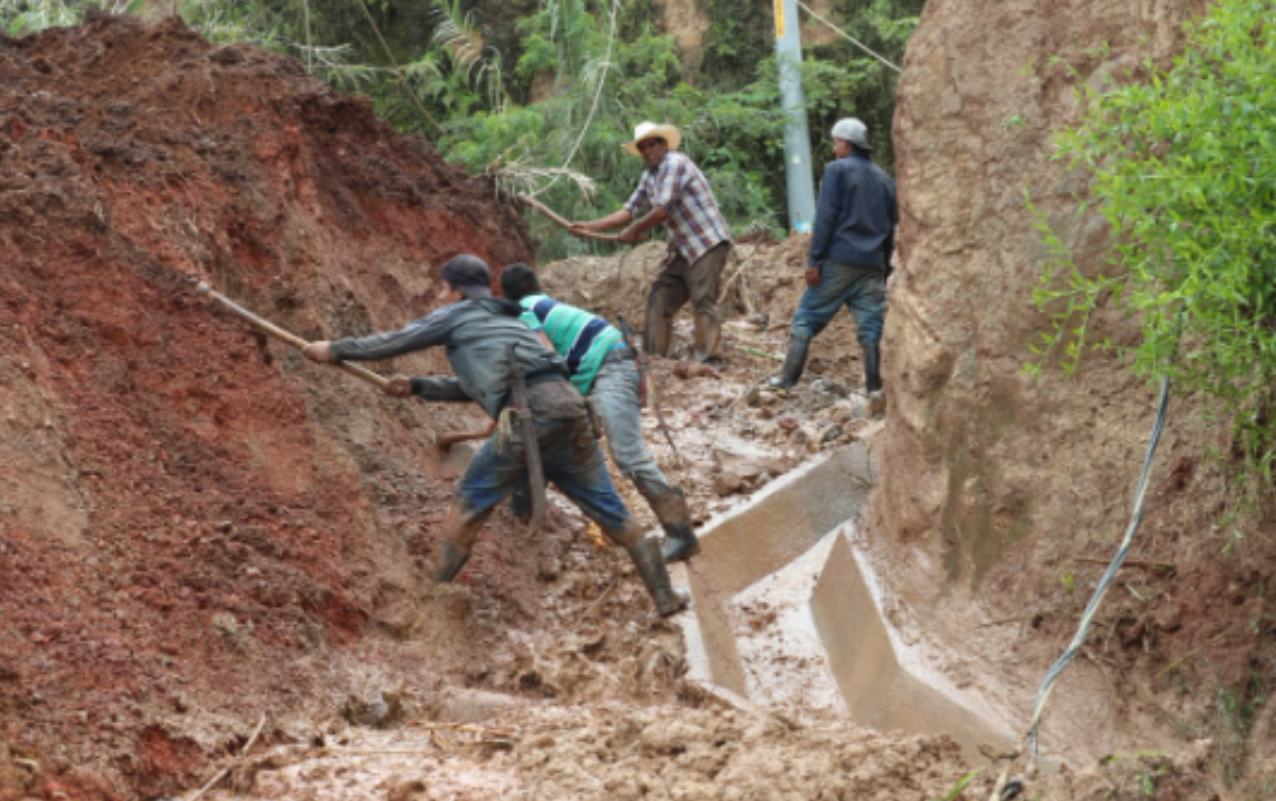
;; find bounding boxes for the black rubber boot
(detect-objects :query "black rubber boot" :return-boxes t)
[429,540,471,584]
[768,331,811,391]
[629,537,690,617]
[649,487,700,563]
[662,523,701,563]
[507,485,532,524]
[863,342,882,394]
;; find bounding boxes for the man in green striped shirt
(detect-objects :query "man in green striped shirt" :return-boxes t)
[501,263,701,563]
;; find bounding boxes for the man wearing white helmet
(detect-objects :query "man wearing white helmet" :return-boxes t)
[570,122,733,364]
[769,117,897,405]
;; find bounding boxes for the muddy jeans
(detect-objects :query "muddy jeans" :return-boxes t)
[591,357,679,505]
[458,414,634,536]
[791,261,886,347]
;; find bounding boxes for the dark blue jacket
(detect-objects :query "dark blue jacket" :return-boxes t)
[808,151,898,270]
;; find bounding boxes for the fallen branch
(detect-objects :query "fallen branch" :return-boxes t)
[185,714,267,801]
[1154,628,1233,680]
[1075,557,1177,573]
[585,580,618,616]
[732,344,783,362]
[976,614,1039,630]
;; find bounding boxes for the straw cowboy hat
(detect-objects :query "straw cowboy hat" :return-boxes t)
[622,121,682,156]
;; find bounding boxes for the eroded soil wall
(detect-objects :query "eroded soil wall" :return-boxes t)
[874,0,1276,786]
[1,12,539,798]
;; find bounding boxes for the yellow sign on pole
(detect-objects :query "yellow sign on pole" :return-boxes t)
[774,0,785,39]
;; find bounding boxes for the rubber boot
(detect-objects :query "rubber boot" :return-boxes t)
[645,301,673,358]
[429,540,471,584]
[767,331,811,391]
[691,313,721,364]
[662,523,701,563]
[629,537,690,617]
[863,342,882,394]
[507,484,532,524]
[650,487,700,563]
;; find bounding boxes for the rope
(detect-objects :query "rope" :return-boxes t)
[353,0,452,145]
[987,372,1173,800]
[794,1,902,74]
[528,0,620,199]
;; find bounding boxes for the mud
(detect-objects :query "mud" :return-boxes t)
[2,11,1270,801]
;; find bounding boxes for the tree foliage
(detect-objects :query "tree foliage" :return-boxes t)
[1033,0,1276,493]
[0,0,920,258]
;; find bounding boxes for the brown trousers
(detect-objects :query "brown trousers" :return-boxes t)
[645,241,732,358]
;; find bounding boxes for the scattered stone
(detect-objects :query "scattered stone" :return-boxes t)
[714,472,746,497]
[711,443,774,481]
[673,362,722,380]
[810,377,849,398]
[343,688,404,728]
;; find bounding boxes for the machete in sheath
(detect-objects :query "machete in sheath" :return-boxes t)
[507,343,547,533]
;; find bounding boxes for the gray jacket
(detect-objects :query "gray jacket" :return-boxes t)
[329,298,572,420]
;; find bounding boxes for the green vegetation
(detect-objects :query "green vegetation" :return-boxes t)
[1031,0,1276,505]
[0,0,919,258]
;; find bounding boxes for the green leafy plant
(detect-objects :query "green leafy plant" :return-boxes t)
[1031,0,1276,504]
[926,767,983,801]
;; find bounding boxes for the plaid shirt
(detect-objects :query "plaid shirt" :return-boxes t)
[623,151,732,263]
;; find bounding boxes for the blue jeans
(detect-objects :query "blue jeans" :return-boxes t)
[590,359,678,504]
[458,415,631,532]
[791,262,886,346]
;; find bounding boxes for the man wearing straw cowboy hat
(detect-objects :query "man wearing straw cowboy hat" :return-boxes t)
[570,122,733,363]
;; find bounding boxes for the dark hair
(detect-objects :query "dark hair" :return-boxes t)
[440,254,491,290]
[499,263,542,302]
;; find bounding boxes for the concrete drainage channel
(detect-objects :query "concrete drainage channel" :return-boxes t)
[670,443,1013,760]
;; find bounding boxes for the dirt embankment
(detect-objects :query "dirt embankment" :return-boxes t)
[875,0,1276,796]
[0,10,547,798]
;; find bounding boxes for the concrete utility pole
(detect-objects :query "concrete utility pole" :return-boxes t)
[774,0,816,234]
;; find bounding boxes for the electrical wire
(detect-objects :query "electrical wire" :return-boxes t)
[795,1,902,74]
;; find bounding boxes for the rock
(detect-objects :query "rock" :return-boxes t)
[810,377,849,398]
[428,687,519,724]
[714,472,746,497]
[672,361,722,380]
[343,688,404,728]
[794,424,824,453]
[710,442,774,481]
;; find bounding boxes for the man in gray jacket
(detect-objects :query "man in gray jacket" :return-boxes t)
[302,255,689,617]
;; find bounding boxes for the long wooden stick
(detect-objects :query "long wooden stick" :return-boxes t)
[195,282,390,390]
[516,195,623,243]
[434,427,495,451]
[186,714,267,801]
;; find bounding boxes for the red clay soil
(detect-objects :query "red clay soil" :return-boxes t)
[0,11,561,799]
